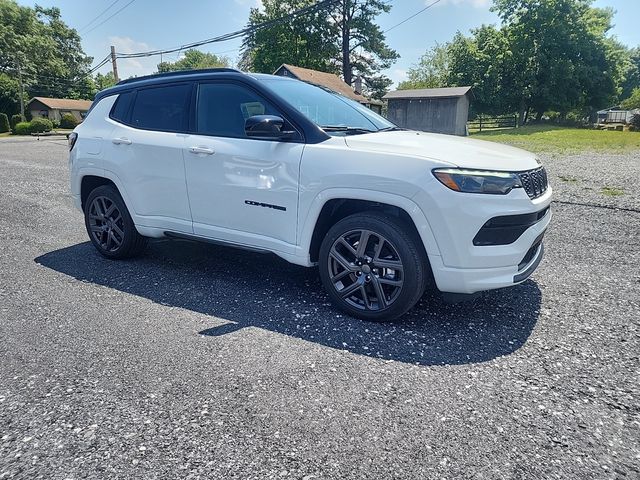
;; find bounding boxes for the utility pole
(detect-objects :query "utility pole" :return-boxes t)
[110,45,119,82]
[17,60,25,118]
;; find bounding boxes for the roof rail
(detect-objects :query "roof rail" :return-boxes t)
[116,68,242,85]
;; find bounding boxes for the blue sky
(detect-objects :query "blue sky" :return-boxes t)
[16,0,640,87]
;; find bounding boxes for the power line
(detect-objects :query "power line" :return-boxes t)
[115,0,341,59]
[78,0,121,33]
[384,0,443,33]
[83,0,136,36]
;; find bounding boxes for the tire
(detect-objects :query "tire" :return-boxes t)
[318,212,429,322]
[84,185,147,259]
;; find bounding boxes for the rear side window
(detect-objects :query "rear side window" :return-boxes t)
[110,91,134,123]
[130,83,191,132]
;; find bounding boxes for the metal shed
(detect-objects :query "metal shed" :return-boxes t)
[383,86,473,136]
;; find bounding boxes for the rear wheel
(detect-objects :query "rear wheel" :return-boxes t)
[318,212,428,322]
[84,185,147,259]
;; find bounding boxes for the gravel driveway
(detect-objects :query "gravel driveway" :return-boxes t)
[1,137,638,479]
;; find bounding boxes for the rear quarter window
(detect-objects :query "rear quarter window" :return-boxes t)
[109,91,134,123]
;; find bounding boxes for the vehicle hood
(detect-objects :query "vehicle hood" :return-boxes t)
[344,130,539,171]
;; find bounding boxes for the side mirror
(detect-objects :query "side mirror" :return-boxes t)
[245,115,296,140]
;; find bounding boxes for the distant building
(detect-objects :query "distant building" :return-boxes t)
[27,97,93,123]
[383,86,473,136]
[273,64,383,114]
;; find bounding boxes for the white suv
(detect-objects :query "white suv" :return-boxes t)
[69,69,551,321]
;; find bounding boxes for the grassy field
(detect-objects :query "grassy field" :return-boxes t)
[471,124,640,154]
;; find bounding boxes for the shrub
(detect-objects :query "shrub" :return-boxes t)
[52,119,60,129]
[29,117,53,133]
[630,114,640,131]
[14,122,31,135]
[0,113,9,133]
[10,113,25,131]
[60,113,78,129]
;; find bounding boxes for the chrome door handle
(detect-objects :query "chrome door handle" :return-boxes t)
[112,137,132,145]
[189,146,215,155]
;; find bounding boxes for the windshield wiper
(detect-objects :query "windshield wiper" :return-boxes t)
[320,125,376,134]
[377,126,406,132]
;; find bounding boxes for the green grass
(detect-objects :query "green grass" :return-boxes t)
[0,132,10,138]
[601,186,624,197]
[471,124,640,154]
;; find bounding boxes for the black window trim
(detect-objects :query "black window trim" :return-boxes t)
[109,81,195,134]
[192,79,305,143]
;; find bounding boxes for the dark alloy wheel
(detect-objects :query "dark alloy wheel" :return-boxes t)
[319,212,429,322]
[84,185,147,259]
[88,195,125,253]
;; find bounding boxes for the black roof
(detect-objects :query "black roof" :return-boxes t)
[95,68,247,102]
[115,68,242,86]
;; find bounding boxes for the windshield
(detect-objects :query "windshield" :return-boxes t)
[261,77,395,133]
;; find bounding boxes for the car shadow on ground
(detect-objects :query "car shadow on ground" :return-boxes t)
[35,239,541,366]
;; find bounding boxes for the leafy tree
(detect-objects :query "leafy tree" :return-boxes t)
[157,49,229,73]
[620,47,640,100]
[0,73,22,116]
[240,0,338,75]
[94,72,116,91]
[240,0,397,99]
[621,88,640,110]
[0,1,94,101]
[492,0,624,122]
[398,43,450,90]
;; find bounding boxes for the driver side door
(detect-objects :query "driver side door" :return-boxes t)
[183,81,304,252]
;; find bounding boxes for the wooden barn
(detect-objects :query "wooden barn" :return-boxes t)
[383,86,472,136]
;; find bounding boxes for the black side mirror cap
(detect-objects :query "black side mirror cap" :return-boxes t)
[245,115,297,140]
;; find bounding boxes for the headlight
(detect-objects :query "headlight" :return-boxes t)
[432,168,522,195]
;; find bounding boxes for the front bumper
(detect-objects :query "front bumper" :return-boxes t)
[415,184,552,294]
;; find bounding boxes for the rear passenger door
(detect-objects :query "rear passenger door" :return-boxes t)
[105,83,193,234]
[183,81,304,251]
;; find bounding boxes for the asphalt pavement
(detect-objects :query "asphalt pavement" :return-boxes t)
[0,136,638,479]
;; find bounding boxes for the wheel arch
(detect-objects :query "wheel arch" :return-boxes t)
[80,175,117,210]
[300,189,441,264]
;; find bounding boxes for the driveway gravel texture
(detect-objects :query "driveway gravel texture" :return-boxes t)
[0,136,638,479]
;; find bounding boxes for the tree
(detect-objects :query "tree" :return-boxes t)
[240,0,398,99]
[398,43,450,90]
[620,47,640,100]
[621,88,640,110]
[240,0,338,75]
[0,73,22,117]
[0,1,94,101]
[157,49,229,73]
[492,0,624,122]
[329,0,398,95]
[94,72,117,91]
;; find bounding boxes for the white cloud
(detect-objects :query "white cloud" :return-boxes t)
[432,0,491,8]
[108,36,157,79]
[389,69,408,88]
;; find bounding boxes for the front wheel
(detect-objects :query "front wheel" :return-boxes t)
[318,212,429,322]
[84,185,147,259]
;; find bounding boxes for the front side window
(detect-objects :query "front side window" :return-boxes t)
[196,83,283,138]
[130,83,191,132]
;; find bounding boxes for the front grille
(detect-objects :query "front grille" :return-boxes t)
[518,167,548,199]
